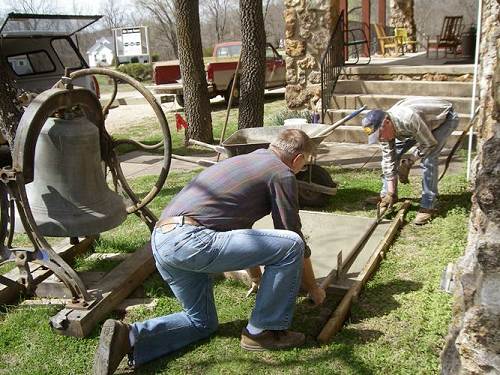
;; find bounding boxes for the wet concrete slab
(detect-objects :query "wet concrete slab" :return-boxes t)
[253,210,391,287]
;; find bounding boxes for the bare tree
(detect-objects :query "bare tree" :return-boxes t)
[263,0,285,47]
[201,0,231,43]
[6,0,56,13]
[238,0,266,129]
[174,0,213,143]
[135,0,178,58]
[100,0,127,31]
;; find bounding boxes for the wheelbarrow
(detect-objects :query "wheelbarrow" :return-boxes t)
[173,107,366,207]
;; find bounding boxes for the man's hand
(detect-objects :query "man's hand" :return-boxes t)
[380,192,398,208]
[245,281,259,297]
[245,267,262,297]
[308,285,326,306]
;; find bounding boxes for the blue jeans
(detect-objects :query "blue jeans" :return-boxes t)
[382,112,459,209]
[130,223,304,365]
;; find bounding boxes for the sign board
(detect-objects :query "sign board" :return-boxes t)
[122,28,142,56]
[114,26,149,57]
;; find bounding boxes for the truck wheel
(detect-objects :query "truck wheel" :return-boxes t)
[176,94,185,107]
[224,79,239,106]
[296,165,337,208]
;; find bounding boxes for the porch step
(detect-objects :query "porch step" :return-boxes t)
[334,80,474,97]
[330,94,477,114]
[324,125,467,148]
[342,64,474,77]
[326,109,472,131]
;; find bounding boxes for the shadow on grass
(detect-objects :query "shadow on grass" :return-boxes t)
[400,190,472,219]
[325,188,382,212]
[350,279,423,322]
[135,316,377,375]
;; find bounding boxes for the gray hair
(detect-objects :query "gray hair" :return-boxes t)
[269,129,315,162]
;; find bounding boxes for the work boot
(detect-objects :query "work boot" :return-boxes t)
[365,195,382,205]
[414,208,436,225]
[240,327,305,351]
[93,319,133,375]
[398,159,414,184]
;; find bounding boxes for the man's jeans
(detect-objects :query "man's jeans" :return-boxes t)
[130,223,304,365]
[382,111,459,209]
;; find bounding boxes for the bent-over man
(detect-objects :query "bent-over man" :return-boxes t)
[362,97,459,224]
[93,129,326,374]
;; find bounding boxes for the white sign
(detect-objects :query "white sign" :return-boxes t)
[121,28,142,56]
[114,26,149,58]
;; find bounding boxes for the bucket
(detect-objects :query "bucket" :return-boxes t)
[284,118,308,126]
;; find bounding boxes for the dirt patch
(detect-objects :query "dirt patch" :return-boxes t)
[104,103,176,133]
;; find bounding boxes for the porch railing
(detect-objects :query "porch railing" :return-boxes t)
[320,11,345,121]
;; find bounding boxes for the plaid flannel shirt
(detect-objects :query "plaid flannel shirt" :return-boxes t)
[161,149,311,257]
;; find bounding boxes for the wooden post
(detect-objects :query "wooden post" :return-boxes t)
[49,243,156,338]
[362,0,371,57]
[339,0,349,59]
[378,0,386,27]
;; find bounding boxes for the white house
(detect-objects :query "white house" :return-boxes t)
[87,37,114,67]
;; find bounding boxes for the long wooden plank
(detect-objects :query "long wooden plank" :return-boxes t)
[317,201,410,343]
[50,243,155,338]
[0,237,96,305]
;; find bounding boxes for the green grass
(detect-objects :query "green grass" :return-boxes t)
[0,161,471,374]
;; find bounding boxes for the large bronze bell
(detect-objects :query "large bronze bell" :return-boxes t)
[18,114,127,237]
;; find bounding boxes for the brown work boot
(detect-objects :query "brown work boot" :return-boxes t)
[93,319,133,375]
[414,208,436,225]
[240,327,305,351]
[365,195,382,205]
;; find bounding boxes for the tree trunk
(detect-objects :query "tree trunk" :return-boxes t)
[238,0,266,130]
[441,1,500,373]
[0,59,23,146]
[174,0,213,143]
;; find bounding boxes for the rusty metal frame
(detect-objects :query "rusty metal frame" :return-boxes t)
[0,68,173,311]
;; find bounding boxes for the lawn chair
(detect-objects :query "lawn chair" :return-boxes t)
[426,16,464,58]
[374,23,400,56]
[394,27,417,54]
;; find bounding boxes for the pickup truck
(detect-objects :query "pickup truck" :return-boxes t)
[152,42,286,106]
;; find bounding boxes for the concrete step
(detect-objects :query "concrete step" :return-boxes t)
[326,109,472,131]
[342,64,474,76]
[325,125,466,148]
[334,80,474,97]
[330,94,477,114]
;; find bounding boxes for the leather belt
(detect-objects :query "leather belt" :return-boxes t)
[155,216,201,229]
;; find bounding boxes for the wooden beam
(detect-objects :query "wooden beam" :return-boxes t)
[378,0,386,27]
[339,0,349,58]
[0,237,96,305]
[317,201,410,344]
[362,0,371,56]
[49,243,155,338]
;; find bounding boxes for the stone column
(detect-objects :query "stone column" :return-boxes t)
[441,1,500,373]
[284,0,339,110]
[389,0,416,51]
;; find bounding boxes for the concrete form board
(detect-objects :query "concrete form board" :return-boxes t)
[253,211,391,287]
